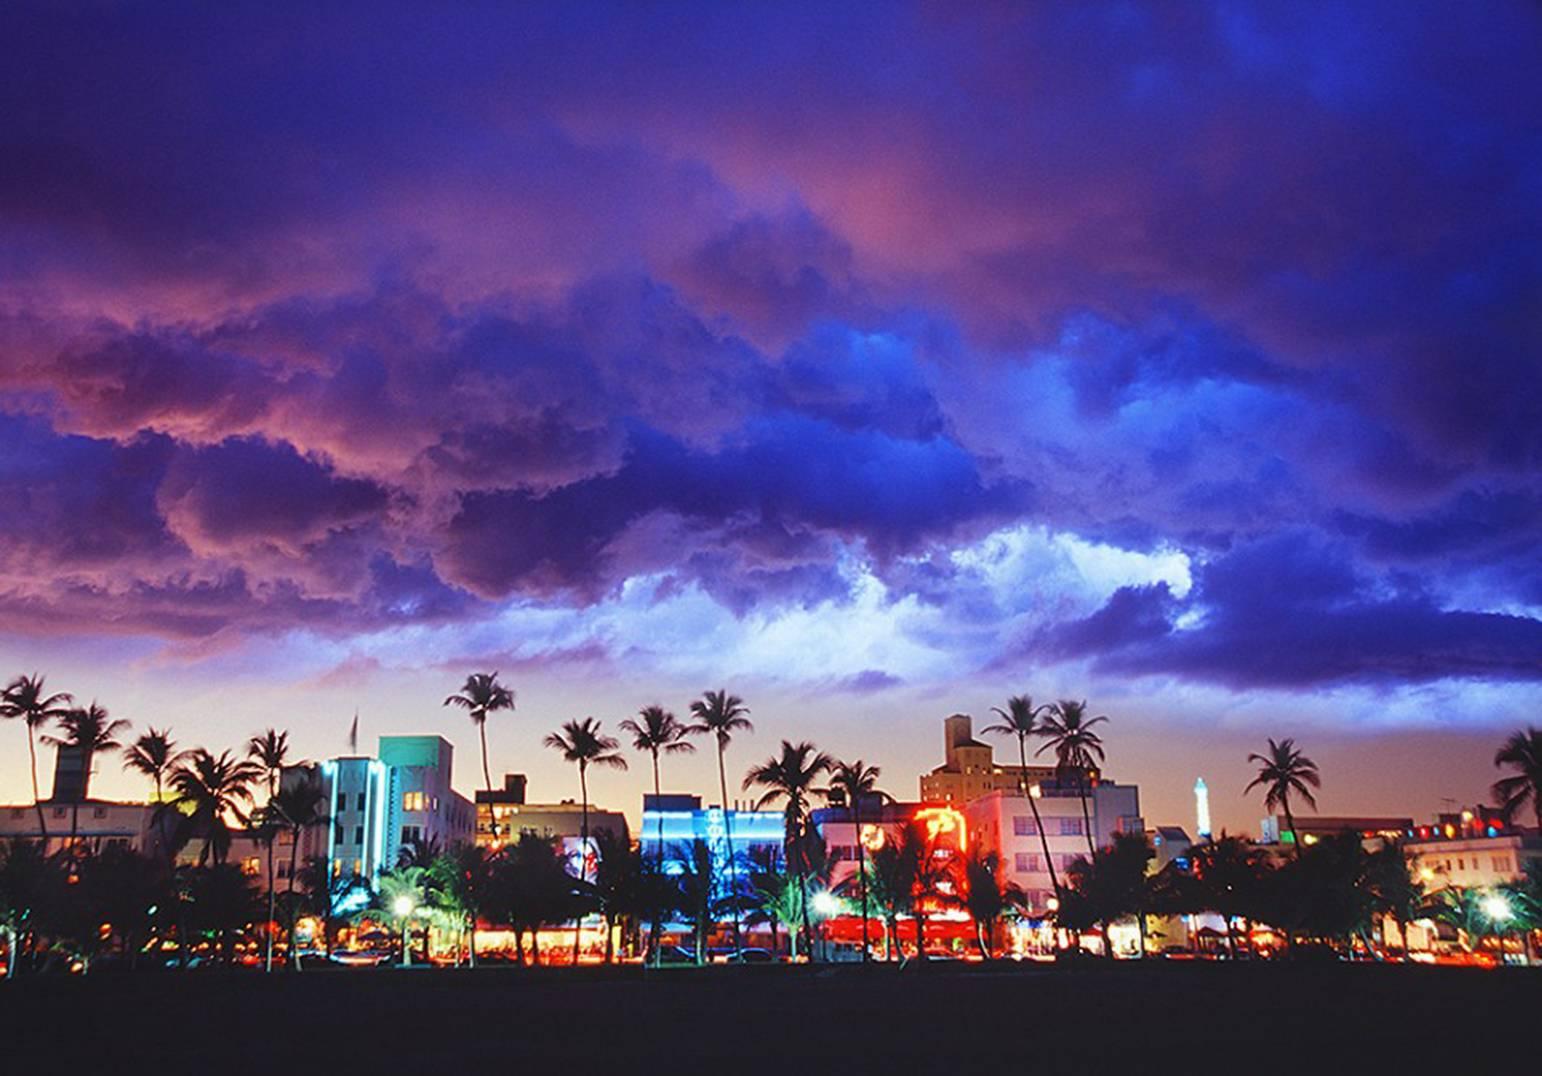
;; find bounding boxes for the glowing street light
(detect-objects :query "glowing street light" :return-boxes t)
[1029,783,1043,799]
[1481,893,1513,923]
[393,895,416,918]
[811,890,842,918]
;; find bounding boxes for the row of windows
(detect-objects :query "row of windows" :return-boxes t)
[1431,855,1513,873]
[1012,816,1084,837]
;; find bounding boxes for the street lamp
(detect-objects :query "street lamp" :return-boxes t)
[394,895,417,967]
[1481,893,1512,923]
[1029,783,1043,799]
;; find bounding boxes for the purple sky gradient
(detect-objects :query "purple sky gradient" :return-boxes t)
[1,3,1538,833]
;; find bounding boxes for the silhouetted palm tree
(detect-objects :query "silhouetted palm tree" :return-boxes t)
[122,727,184,803]
[545,716,627,964]
[42,701,129,848]
[1246,738,1321,857]
[246,729,291,799]
[267,770,329,969]
[246,728,297,972]
[1037,699,1108,859]
[443,671,515,800]
[824,758,889,962]
[619,704,694,964]
[166,749,264,866]
[963,849,1023,960]
[867,830,920,962]
[687,688,753,954]
[745,740,832,960]
[984,694,1062,902]
[1493,727,1542,830]
[1,675,73,845]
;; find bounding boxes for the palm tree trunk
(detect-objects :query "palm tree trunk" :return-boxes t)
[647,752,664,967]
[265,831,277,973]
[27,728,48,847]
[575,764,588,966]
[1019,734,1060,941]
[976,918,991,960]
[478,718,493,797]
[914,907,926,963]
[1284,801,1303,859]
[288,826,303,970]
[716,744,742,956]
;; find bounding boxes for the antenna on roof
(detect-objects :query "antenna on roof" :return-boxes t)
[348,709,359,754]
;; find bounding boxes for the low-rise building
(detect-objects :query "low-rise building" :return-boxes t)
[966,785,1144,915]
[639,792,782,896]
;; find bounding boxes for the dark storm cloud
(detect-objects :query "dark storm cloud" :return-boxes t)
[1041,536,1542,687]
[0,1,1538,693]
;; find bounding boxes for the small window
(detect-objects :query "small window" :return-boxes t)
[53,807,67,819]
[93,807,107,819]
[357,793,366,811]
[1014,852,1040,873]
[1013,816,1038,837]
[1059,818,1083,836]
[354,826,364,845]
[335,824,345,844]
[404,791,426,812]
[241,857,261,877]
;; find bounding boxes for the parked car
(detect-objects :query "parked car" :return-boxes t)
[725,947,775,964]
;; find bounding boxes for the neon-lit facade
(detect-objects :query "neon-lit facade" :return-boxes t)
[639,794,784,900]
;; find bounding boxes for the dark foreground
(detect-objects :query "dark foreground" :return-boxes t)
[4,962,1539,1074]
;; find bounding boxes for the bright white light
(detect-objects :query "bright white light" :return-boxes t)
[392,895,416,918]
[1481,893,1512,922]
[1029,783,1043,799]
[1194,777,1212,839]
[811,891,842,918]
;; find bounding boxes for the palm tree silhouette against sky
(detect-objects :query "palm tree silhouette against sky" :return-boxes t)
[745,740,832,959]
[267,768,329,969]
[545,716,627,964]
[122,727,185,803]
[619,704,694,965]
[443,671,515,799]
[42,701,129,848]
[166,748,264,866]
[983,695,1062,908]
[1493,727,1542,830]
[1,674,73,844]
[824,758,888,962]
[688,688,753,955]
[246,729,292,800]
[1037,699,1108,859]
[1245,738,1321,857]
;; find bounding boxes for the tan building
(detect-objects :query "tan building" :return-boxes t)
[918,713,1064,805]
[475,773,628,853]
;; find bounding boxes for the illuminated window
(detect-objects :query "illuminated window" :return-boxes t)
[242,857,261,877]
[404,791,426,812]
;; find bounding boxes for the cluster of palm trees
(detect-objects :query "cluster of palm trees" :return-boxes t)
[5,664,1542,973]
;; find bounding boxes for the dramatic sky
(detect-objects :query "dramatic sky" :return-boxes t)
[1,2,1538,833]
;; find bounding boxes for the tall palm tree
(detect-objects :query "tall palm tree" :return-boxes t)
[1245,737,1321,857]
[443,671,515,800]
[267,769,329,970]
[824,759,889,962]
[122,727,184,803]
[1037,699,1109,859]
[544,717,627,964]
[687,688,753,954]
[744,740,833,960]
[1493,727,1542,830]
[983,695,1062,904]
[166,749,264,866]
[963,849,1023,960]
[618,704,695,965]
[246,728,296,971]
[1,674,74,843]
[42,701,129,848]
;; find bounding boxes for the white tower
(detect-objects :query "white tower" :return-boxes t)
[1194,777,1212,839]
